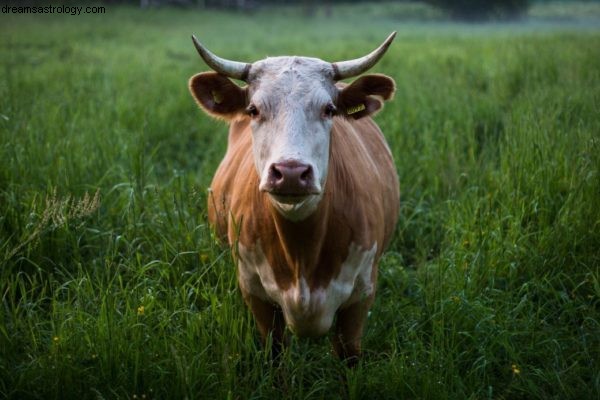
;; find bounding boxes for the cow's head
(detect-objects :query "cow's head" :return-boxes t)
[189,33,396,221]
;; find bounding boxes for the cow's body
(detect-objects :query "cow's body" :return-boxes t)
[190,33,399,363]
[209,113,399,337]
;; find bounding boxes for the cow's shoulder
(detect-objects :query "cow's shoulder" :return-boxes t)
[208,117,254,241]
[328,116,399,252]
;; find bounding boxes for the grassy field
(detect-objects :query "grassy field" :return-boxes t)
[1,2,599,399]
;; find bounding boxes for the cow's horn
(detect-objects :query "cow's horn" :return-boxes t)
[331,32,396,81]
[191,35,251,81]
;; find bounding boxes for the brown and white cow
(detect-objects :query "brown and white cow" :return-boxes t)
[189,33,400,364]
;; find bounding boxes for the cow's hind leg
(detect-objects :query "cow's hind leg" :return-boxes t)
[332,295,374,367]
[241,291,287,359]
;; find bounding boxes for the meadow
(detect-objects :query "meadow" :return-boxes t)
[1,2,599,399]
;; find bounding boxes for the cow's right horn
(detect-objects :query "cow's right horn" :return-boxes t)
[191,35,252,81]
[331,31,396,81]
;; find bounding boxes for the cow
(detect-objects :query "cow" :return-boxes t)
[188,33,400,365]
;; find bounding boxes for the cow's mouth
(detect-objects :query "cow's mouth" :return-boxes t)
[266,191,323,221]
[268,192,316,205]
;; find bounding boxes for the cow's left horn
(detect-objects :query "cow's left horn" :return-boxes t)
[191,35,251,81]
[331,32,396,81]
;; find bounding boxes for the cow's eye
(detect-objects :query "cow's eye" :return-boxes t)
[323,103,337,118]
[246,104,260,118]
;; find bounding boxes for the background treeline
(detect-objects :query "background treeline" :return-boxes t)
[117,0,600,20]
[425,0,530,20]
[5,0,600,20]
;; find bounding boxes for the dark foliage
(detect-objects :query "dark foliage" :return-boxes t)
[425,0,531,20]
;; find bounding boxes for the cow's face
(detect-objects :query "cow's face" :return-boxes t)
[189,36,395,220]
[245,57,336,215]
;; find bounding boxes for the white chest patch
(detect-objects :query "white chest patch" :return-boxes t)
[237,241,377,337]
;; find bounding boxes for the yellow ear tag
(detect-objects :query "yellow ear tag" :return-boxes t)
[211,90,223,104]
[346,103,366,115]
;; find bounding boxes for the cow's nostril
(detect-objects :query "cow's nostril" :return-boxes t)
[270,165,283,181]
[300,166,312,182]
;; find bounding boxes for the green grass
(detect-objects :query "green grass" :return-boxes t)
[1,3,599,399]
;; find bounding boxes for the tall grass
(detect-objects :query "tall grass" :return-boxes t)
[1,4,599,399]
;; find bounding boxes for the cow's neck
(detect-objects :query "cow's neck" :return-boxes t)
[268,195,330,282]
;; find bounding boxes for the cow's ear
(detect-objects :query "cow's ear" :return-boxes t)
[189,72,247,120]
[336,74,395,119]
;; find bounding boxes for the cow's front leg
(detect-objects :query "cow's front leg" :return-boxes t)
[241,290,287,359]
[332,295,374,367]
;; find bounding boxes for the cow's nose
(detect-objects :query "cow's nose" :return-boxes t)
[265,160,317,195]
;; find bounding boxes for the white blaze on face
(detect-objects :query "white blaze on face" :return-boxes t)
[247,57,337,219]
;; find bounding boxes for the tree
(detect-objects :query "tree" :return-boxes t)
[425,0,530,21]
